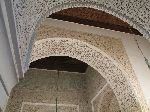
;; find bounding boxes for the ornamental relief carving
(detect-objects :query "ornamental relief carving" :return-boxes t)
[36,25,133,76]
[12,0,150,72]
[31,38,149,112]
[35,25,143,102]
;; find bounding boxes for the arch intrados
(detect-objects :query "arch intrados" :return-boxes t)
[30,37,149,112]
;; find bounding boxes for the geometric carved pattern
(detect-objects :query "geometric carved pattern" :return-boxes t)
[31,38,149,112]
[13,0,150,72]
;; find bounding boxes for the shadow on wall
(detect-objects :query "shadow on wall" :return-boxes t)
[29,56,88,73]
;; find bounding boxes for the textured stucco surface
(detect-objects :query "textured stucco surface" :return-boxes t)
[31,35,148,111]
[35,24,134,77]
[86,66,120,112]
[30,24,149,112]
[5,69,88,112]
[93,85,120,112]
[5,68,121,112]
[86,66,107,100]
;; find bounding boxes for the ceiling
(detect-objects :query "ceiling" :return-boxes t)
[32,7,143,73]
[49,7,142,36]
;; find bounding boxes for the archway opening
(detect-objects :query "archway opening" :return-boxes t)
[12,5,150,112]
[23,7,149,111]
[30,56,88,73]
[6,56,121,112]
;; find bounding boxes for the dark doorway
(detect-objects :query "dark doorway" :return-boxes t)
[30,56,88,73]
[49,7,142,36]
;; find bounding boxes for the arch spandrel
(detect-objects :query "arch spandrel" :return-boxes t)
[31,37,150,112]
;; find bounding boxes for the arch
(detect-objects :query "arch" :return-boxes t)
[30,37,149,112]
[13,0,150,72]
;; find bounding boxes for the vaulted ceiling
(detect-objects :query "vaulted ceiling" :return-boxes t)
[49,7,142,36]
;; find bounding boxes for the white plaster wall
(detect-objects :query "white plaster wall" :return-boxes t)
[0,8,17,93]
[0,6,18,111]
[121,36,150,108]
[0,81,8,111]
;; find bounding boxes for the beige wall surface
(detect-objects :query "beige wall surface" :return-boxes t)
[121,36,150,107]
[0,6,18,111]
[42,18,150,108]
[86,66,120,112]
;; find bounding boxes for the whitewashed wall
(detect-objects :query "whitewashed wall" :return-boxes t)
[0,80,8,111]
[0,5,18,111]
[121,36,150,108]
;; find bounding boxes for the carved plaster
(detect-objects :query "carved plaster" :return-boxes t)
[31,37,149,112]
[12,0,150,71]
